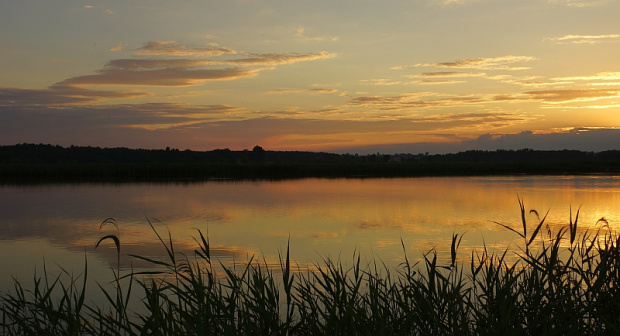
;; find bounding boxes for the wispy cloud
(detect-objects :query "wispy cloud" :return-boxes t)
[294,27,339,42]
[0,40,338,116]
[348,93,486,110]
[79,5,115,14]
[548,0,611,7]
[265,89,306,95]
[440,0,480,5]
[57,68,260,87]
[105,59,218,70]
[359,79,402,86]
[22,40,334,91]
[552,71,620,83]
[546,34,620,44]
[136,41,237,56]
[411,71,486,78]
[413,80,467,85]
[109,43,125,52]
[1,102,245,133]
[0,100,529,152]
[104,52,335,70]
[349,80,620,111]
[265,88,338,95]
[116,103,245,130]
[0,85,148,106]
[491,71,620,88]
[407,71,485,84]
[233,51,337,65]
[418,111,520,124]
[489,75,570,87]
[310,88,338,94]
[411,55,537,70]
[134,41,336,64]
[524,88,620,103]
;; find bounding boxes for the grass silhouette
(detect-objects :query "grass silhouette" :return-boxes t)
[2,198,620,335]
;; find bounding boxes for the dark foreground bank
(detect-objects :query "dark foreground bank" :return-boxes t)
[2,200,620,335]
[2,144,620,182]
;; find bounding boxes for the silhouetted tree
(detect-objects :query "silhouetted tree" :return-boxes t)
[252,145,266,162]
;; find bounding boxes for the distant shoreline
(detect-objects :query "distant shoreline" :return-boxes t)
[1,144,619,183]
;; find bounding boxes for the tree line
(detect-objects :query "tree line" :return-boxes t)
[1,143,619,182]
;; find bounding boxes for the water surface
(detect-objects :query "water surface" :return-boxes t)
[2,176,619,292]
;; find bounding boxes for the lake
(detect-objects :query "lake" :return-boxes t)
[1,175,620,294]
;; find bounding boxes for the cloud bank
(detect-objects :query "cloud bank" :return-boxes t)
[3,41,336,106]
[335,128,620,154]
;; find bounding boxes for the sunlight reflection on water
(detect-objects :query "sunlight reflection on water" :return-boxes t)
[1,175,620,291]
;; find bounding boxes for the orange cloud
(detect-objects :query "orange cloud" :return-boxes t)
[233,51,336,65]
[412,55,537,70]
[265,89,305,95]
[57,68,259,87]
[524,88,620,102]
[348,93,486,110]
[489,75,569,87]
[105,59,217,70]
[109,43,125,52]
[359,78,402,86]
[134,41,336,65]
[405,71,485,85]
[105,54,334,70]
[53,42,335,88]
[548,0,611,8]
[136,41,237,56]
[0,85,148,106]
[413,80,466,85]
[309,88,338,94]
[265,88,338,95]
[546,34,620,44]
[294,26,339,42]
[411,71,486,78]
[552,72,620,83]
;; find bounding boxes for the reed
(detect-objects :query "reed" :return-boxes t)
[2,199,620,335]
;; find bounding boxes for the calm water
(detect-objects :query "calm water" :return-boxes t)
[2,176,620,292]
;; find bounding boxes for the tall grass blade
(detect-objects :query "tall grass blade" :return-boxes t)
[95,235,120,255]
[569,206,581,245]
[492,221,525,239]
[519,196,527,240]
[527,208,549,247]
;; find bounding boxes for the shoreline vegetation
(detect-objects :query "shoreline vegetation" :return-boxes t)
[1,143,620,183]
[2,200,620,335]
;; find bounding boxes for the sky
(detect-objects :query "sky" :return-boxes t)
[1,0,620,154]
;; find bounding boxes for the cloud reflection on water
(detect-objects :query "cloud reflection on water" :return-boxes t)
[2,176,620,289]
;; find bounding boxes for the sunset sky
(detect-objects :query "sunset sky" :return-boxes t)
[2,0,620,154]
